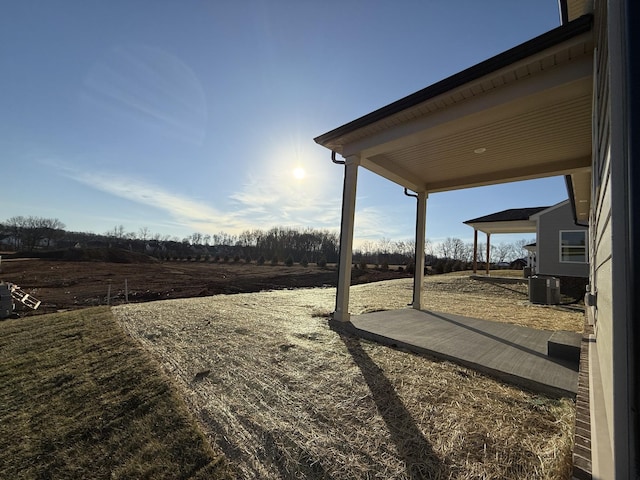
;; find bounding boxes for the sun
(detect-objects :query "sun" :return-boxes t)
[292,167,306,180]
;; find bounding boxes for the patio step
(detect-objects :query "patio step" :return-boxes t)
[547,331,581,363]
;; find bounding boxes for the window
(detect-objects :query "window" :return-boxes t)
[560,230,587,263]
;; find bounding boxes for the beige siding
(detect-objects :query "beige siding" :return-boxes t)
[593,154,613,438]
[589,1,630,472]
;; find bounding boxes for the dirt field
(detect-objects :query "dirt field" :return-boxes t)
[0,253,408,317]
[1,251,584,332]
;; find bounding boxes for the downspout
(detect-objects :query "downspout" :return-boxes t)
[404,188,419,306]
[331,150,346,166]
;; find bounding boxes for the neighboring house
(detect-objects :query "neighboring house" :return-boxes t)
[464,200,589,279]
[314,0,637,477]
[509,258,527,270]
[462,205,548,275]
[530,200,589,278]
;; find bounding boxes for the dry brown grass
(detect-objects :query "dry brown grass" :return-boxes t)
[0,307,232,479]
[114,273,579,479]
[348,273,584,332]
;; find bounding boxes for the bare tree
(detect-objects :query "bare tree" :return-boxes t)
[513,238,535,259]
[190,232,203,245]
[439,237,466,260]
[105,225,126,240]
[376,237,393,255]
[493,242,515,263]
[424,238,433,257]
[40,218,66,248]
[138,226,150,242]
[475,242,489,263]
[5,216,26,249]
[2,216,66,250]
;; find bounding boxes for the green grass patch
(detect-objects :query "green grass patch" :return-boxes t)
[0,307,233,479]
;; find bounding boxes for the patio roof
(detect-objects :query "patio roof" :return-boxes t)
[314,15,594,217]
[463,206,549,234]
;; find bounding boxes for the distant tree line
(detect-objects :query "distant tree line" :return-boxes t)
[0,216,532,270]
[0,216,66,251]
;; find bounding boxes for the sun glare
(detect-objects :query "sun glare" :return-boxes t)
[293,167,306,180]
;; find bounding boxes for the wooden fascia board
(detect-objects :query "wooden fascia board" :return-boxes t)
[465,220,538,235]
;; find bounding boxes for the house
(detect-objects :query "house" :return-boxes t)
[529,200,588,279]
[314,0,638,477]
[509,258,527,270]
[462,205,550,275]
[464,200,589,286]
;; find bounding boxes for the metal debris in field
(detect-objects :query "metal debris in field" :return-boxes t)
[0,282,42,319]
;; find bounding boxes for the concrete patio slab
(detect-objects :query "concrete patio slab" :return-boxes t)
[330,309,579,397]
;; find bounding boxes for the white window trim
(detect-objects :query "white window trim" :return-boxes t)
[559,230,588,263]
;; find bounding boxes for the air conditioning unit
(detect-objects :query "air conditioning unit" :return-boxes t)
[529,276,561,305]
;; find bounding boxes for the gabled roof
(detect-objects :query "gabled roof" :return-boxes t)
[464,207,550,224]
[464,200,574,235]
[463,207,548,235]
[528,199,571,220]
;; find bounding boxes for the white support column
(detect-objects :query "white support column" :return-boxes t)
[334,155,360,322]
[486,233,491,276]
[472,230,478,274]
[412,191,428,310]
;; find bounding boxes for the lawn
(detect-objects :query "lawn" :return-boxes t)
[0,307,233,479]
[114,275,580,479]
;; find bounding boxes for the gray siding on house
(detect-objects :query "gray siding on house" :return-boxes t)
[535,202,589,277]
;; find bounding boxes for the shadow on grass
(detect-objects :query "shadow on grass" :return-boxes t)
[340,334,448,479]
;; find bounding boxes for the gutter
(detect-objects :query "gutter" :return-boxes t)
[564,175,589,227]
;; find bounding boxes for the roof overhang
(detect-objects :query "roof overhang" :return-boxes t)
[464,219,538,235]
[315,15,594,212]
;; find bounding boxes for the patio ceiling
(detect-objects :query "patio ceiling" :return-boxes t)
[315,16,594,220]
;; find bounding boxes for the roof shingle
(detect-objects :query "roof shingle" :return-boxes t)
[464,207,550,224]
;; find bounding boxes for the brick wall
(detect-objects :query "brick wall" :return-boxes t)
[572,319,593,479]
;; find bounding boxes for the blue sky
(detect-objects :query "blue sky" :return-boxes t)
[2,1,568,247]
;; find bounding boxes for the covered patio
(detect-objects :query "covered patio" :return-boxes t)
[332,308,580,397]
[314,15,593,322]
[463,206,547,275]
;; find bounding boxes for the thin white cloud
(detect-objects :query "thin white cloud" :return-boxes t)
[41,156,414,242]
[229,171,343,229]
[44,159,245,234]
[80,45,207,145]
[40,157,341,235]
